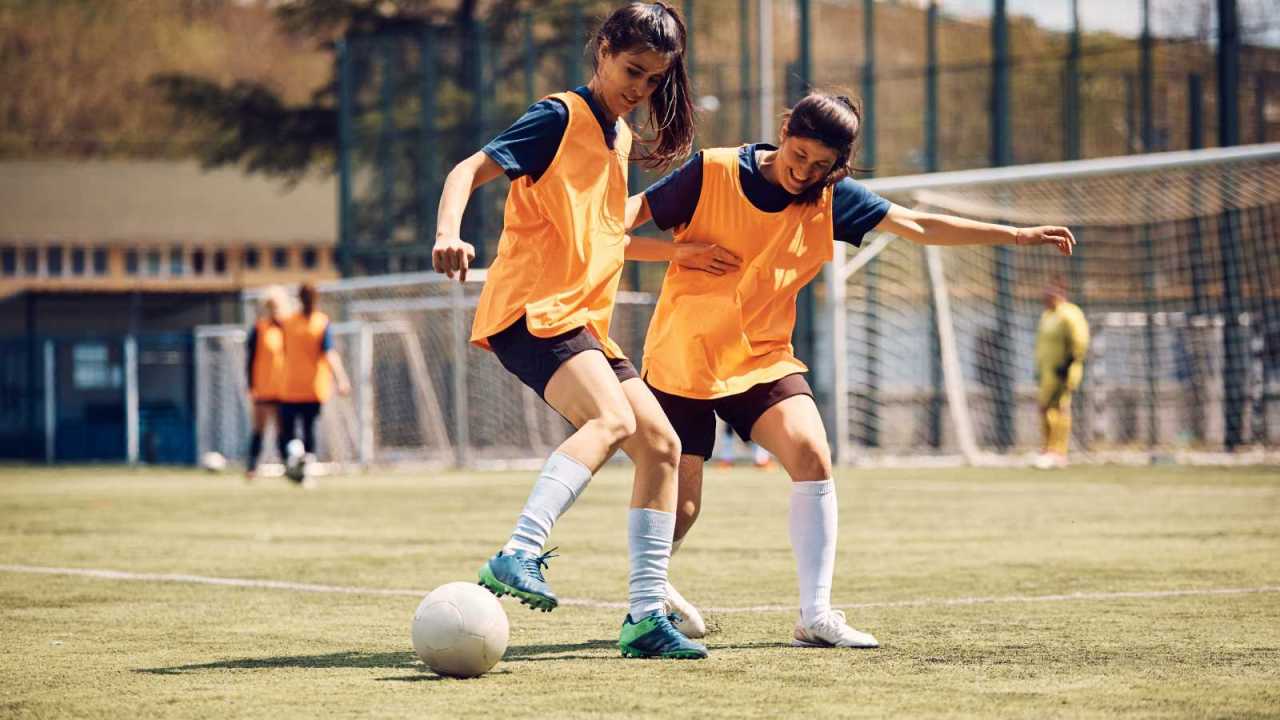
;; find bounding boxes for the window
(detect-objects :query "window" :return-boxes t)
[146,250,162,276]
[22,248,38,275]
[71,247,86,275]
[213,250,227,274]
[47,246,63,276]
[301,247,318,269]
[1,247,14,276]
[92,248,108,275]
[170,246,185,276]
[272,247,289,270]
[191,249,206,275]
[125,249,140,275]
[244,247,259,269]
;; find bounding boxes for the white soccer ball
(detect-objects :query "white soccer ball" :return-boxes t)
[199,451,226,473]
[411,581,509,678]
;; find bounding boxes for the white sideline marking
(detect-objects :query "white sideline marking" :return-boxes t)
[2,564,1277,614]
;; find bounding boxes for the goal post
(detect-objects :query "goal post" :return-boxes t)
[829,143,1280,465]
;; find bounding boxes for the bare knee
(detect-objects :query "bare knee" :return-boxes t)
[585,408,637,447]
[788,438,833,481]
[632,423,681,470]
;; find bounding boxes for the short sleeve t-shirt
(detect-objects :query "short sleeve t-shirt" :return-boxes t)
[643,143,890,246]
[481,86,619,183]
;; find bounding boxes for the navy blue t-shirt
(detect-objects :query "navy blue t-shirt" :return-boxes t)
[643,143,891,246]
[481,86,618,183]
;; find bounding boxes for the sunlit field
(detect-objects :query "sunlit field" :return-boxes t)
[2,464,1277,719]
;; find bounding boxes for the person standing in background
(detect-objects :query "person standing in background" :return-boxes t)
[1034,281,1090,469]
[244,286,290,481]
[279,282,351,485]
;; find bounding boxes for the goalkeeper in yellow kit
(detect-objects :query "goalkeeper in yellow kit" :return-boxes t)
[1035,282,1090,468]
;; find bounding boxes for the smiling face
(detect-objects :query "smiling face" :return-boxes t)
[772,132,840,195]
[591,44,672,120]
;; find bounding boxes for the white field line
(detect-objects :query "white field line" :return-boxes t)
[2,564,1277,614]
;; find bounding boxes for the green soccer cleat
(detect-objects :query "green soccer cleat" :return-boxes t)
[618,612,709,659]
[477,548,559,612]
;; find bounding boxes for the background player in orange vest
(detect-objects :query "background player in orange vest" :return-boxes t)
[626,92,1075,648]
[278,282,350,485]
[431,2,706,659]
[244,286,289,480]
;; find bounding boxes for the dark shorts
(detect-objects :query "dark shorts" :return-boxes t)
[646,373,815,459]
[487,317,639,399]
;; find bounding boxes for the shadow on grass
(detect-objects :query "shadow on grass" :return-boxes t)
[709,641,793,651]
[503,638,620,662]
[137,651,418,675]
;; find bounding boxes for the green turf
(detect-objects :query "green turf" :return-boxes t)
[1,464,1278,718]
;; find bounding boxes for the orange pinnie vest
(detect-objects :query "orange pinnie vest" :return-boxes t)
[249,317,286,402]
[642,146,835,398]
[470,91,632,359]
[281,311,332,403]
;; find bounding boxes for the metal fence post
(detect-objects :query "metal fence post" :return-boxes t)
[125,335,139,464]
[43,339,55,463]
[451,283,470,468]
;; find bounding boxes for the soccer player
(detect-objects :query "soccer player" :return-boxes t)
[431,3,705,659]
[1034,281,1090,469]
[278,282,351,485]
[244,286,289,480]
[626,92,1076,647]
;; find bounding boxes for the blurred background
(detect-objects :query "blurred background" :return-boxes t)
[0,0,1276,467]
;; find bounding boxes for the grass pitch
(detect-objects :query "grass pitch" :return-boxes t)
[1,463,1278,719]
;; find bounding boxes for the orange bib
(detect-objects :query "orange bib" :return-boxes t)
[470,91,632,359]
[249,318,286,402]
[642,146,834,398]
[281,311,332,403]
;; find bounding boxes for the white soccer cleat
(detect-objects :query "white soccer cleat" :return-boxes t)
[791,610,879,649]
[1032,452,1057,470]
[664,582,708,639]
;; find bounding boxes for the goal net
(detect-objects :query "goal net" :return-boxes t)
[829,143,1280,465]
[197,271,657,470]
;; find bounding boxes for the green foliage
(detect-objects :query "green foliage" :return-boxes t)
[150,74,337,180]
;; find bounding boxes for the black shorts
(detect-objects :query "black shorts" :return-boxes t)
[487,317,639,399]
[647,374,815,459]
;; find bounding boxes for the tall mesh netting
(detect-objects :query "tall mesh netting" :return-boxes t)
[835,147,1280,462]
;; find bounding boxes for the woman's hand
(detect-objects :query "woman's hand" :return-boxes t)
[1015,226,1076,256]
[674,242,742,276]
[432,237,477,281]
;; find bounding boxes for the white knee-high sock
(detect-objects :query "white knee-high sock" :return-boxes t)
[629,507,675,619]
[503,452,593,555]
[789,479,837,624]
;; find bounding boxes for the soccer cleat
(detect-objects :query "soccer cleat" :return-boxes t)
[618,613,708,659]
[792,610,880,649]
[664,582,708,639]
[477,548,559,612]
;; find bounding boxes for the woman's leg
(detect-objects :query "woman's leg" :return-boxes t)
[480,351,637,611]
[300,402,321,456]
[275,403,297,462]
[614,378,707,656]
[751,394,877,648]
[247,401,273,475]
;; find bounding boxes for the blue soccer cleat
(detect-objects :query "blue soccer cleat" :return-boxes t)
[477,548,559,612]
[618,612,709,659]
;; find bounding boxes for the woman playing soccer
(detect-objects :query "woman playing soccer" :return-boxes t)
[626,92,1075,647]
[244,286,289,481]
[278,282,351,485]
[431,2,705,659]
